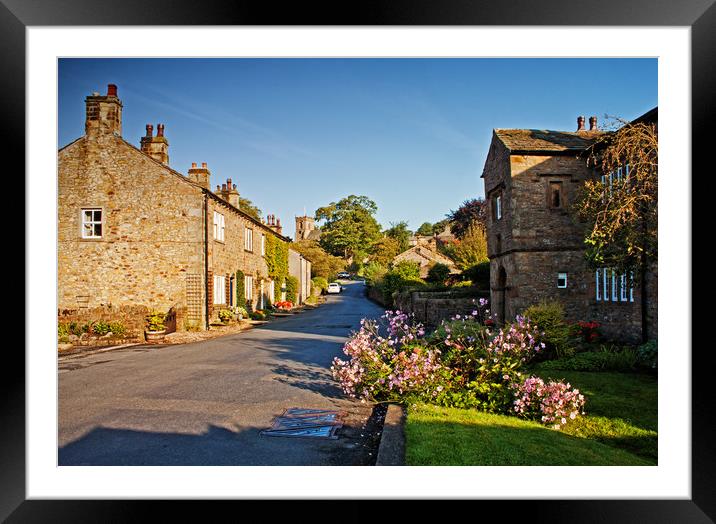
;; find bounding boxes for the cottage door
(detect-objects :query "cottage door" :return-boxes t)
[259,280,265,310]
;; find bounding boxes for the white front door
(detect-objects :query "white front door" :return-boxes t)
[259,280,265,309]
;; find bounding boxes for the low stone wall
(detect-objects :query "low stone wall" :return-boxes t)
[366,286,387,307]
[58,304,149,335]
[394,290,490,328]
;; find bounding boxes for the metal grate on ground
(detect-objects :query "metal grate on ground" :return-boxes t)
[260,408,345,439]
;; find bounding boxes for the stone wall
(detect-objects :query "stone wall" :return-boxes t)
[57,304,149,338]
[58,134,205,329]
[206,194,280,321]
[394,290,490,328]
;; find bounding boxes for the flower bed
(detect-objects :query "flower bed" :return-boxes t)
[332,303,586,429]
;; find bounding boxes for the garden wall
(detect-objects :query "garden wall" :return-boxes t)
[394,290,490,328]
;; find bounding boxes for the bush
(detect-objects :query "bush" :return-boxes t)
[250,310,267,320]
[91,320,111,336]
[218,309,233,323]
[532,345,639,372]
[511,376,586,429]
[522,301,579,359]
[636,340,657,369]
[58,323,70,338]
[390,260,421,279]
[461,261,490,288]
[312,276,329,294]
[362,261,388,286]
[107,321,127,337]
[380,274,426,305]
[274,301,293,310]
[427,263,451,284]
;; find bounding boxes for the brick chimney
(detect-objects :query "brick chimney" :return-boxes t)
[576,115,585,131]
[85,84,123,137]
[217,178,240,208]
[140,122,169,165]
[589,116,598,131]
[265,214,282,235]
[187,162,211,189]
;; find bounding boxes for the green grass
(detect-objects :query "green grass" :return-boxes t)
[405,371,657,466]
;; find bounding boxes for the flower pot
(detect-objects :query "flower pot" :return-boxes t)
[145,330,166,343]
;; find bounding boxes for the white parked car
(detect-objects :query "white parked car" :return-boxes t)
[327,282,342,294]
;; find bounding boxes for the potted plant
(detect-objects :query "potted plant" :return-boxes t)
[235,306,248,321]
[218,308,233,324]
[145,310,167,342]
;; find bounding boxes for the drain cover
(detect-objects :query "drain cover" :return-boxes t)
[260,408,344,439]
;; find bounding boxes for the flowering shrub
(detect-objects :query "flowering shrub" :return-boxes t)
[511,376,586,429]
[577,321,602,343]
[274,301,293,310]
[331,310,440,402]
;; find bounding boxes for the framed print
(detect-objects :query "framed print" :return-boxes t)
[5,0,712,520]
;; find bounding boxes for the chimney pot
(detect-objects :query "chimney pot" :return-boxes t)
[216,185,221,192]
[233,184,237,190]
[577,116,586,131]
[107,84,118,97]
[157,123,164,137]
[227,178,232,187]
[222,183,227,191]
[589,116,598,131]
[202,162,207,168]
[191,162,197,168]
[145,124,153,137]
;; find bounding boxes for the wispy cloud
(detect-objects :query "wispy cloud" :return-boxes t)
[124,85,318,160]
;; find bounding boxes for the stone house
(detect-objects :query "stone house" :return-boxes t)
[58,84,311,333]
[392,242,458,279]
[481,110,657,342]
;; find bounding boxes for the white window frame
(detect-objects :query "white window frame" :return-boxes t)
[245,227,253,251]
[495,195,502,220]
[244,275,253,301]
[629,271,635,302]
[261,234,266,256]
[595,269,602,301]
[620,273,628,302]
[602,267,610,301]
[213,275,226,305]
[213,211,225,242]
[557,272,567,289]
[611,270,618,302]
[81,208,103,239]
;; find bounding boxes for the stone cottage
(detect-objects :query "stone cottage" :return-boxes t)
[58,84,311,333]
[392,241,458,279]
[481,110,657,342]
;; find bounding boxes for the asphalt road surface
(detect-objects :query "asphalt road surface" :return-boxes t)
[58,280,386,465]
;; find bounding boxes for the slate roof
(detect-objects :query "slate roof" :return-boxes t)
[493,129,604,154]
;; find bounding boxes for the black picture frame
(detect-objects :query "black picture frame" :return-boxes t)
[4,0,710,521]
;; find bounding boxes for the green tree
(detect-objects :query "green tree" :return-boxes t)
[427,263,451,284]
[369,236,402,267]
[239,197,262,221]
[440,223,489,270]
[432,219,451,235]
[416,222,434,236]
[384,221,412,252]
[291,240,345,281]
[573,117,657,342]
[447,198,488,239]
[315,195,382,259]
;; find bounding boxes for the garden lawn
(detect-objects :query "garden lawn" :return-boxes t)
[405,371,656,466]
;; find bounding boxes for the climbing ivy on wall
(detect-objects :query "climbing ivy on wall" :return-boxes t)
[285,275,299,304]
[265,235,289,302]
[235,269,245,307]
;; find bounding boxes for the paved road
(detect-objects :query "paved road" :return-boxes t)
[58,281,385,465]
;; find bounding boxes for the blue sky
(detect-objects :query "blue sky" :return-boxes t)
[58,58,657,238]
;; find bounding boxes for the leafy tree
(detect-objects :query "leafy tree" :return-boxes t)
[315,195,382,259]
[384,221,412,252]
[416,222,434,236]
[447,198,488,239]
[291,240,345,280]
[427,263,451,284]
[432,218,451,235]
[573,117,657,342]
[361,261,388,286]
[390,260,421,280]
[239,197,262,221]
[369,236,402,267]
[440,223,489,270]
